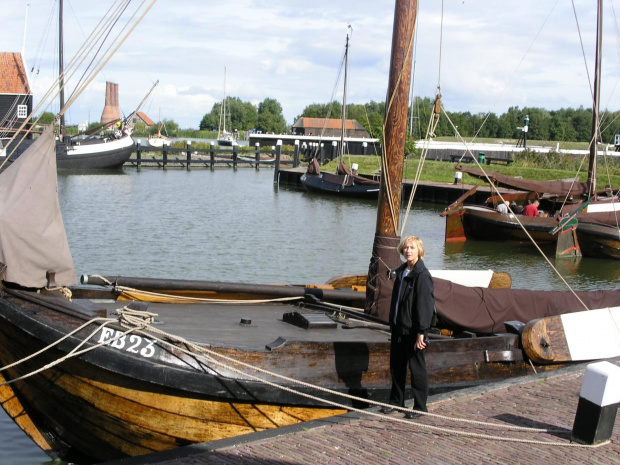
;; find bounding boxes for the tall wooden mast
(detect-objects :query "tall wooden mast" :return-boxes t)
[365,0,417,321]
[59,0,65,133]
[587,0,603,197]
[338,30,350,164]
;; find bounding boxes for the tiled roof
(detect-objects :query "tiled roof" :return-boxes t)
[293,117,359,130]
[0,53,31,95]
[136,111,155,126]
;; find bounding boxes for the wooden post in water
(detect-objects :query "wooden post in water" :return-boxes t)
[274,140,282,186]
[233,145,238,169]
[255,142,261,169]
[209,143,215,170]
[365,0,417,321]
[293,140,300,168]
[136,139,141,167]
[162,141,168,169]
[186,141,191,170]
[331,141,338,162]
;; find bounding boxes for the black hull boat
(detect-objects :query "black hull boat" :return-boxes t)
[576,221,620,260]
[56,131,134,170]
[301,159,381,198]
[300,30,381,199]
[2,273,619,463]
[1,132,134,171]
[459,205,559,244]
[301,174,380,198]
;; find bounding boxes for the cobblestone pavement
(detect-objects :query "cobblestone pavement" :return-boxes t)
[104,360,620,465]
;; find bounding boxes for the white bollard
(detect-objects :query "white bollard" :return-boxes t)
[571,361,620,445]
[454,171,462,185]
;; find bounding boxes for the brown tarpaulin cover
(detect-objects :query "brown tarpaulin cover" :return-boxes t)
[337,161,380,186]
[434,278,620,334]
[0,125,77,287]
[458,166,590,196]
[365,235,401,321]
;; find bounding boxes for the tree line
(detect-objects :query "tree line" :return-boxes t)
[409,97,620,144]
[39,95,620,144]
[196,95,620,144]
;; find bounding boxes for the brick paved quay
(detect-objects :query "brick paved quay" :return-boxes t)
[104,359,620,465]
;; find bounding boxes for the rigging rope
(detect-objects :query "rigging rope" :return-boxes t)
[0,0,158,170]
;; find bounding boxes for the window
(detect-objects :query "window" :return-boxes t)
[17,105,27,119]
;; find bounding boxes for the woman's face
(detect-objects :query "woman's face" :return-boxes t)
[402,240,419,266]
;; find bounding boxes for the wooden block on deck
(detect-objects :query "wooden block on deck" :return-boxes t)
[283,311,337,330]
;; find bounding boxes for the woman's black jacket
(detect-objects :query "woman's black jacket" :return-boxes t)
[388,259,435,336]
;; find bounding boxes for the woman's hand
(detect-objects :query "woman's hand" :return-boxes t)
[415,333,427,351]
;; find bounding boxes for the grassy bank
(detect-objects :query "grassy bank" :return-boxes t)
[329,154,620,187]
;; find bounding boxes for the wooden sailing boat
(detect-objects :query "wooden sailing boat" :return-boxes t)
[147,108,170,148]
[0,2,619,463]
[216,67,236,147]
[300,29,381,198]
[53,0,134,170]
[441,1,619,258]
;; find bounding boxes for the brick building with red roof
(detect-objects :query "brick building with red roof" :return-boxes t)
[0,52,33,138]
[291,117,370,138]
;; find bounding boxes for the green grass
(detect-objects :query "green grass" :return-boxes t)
[433,136,591,151]
[331,154,620,187]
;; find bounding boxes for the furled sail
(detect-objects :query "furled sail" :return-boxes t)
[457,166,590,196]
[0,125,76,287]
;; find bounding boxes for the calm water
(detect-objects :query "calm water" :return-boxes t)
[2,167,618,464]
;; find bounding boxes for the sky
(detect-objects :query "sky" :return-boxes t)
[2,0,619,131]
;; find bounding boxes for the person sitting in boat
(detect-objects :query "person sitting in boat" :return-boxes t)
[510,201,523,214]
[381,235,435,419]
[497,200,510,214]
[523,199,540,217]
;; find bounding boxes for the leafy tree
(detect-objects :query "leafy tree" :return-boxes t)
[161,119,179,136]
[256,98,287,133]
[199,103,220,131]
[37,111,55,125]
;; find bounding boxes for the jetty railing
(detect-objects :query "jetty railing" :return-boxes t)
[126,140,302,170]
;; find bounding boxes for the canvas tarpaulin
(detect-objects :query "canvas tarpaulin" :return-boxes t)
[0,125,76,287]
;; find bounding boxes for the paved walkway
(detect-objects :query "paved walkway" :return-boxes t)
[104,360,620,465]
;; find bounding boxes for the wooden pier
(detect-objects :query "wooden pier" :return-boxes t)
[125,141,301,170]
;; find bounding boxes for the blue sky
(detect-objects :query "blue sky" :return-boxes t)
[2,0,618,130]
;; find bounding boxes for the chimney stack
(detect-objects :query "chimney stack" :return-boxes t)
[101,81,121,125]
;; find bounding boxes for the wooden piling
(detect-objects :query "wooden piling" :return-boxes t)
[186,141,191,170]
[136,140,142,167]
[293,140,300,168]
[255,143,260,169]
[273,140,282,185]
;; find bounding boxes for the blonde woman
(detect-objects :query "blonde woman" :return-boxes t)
[381,235,435,419]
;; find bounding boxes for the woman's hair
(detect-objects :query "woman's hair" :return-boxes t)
[397,235,425,259]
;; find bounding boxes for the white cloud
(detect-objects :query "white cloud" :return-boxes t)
[2,0,618,130]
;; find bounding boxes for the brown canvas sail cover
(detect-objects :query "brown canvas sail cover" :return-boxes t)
[458,166,590,197]
[434,278,620,334]
[0,125,77,287]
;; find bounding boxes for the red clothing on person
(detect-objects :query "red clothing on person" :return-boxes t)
[523,203,539,217]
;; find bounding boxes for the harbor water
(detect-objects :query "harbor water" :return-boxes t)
[1,167,618,464]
